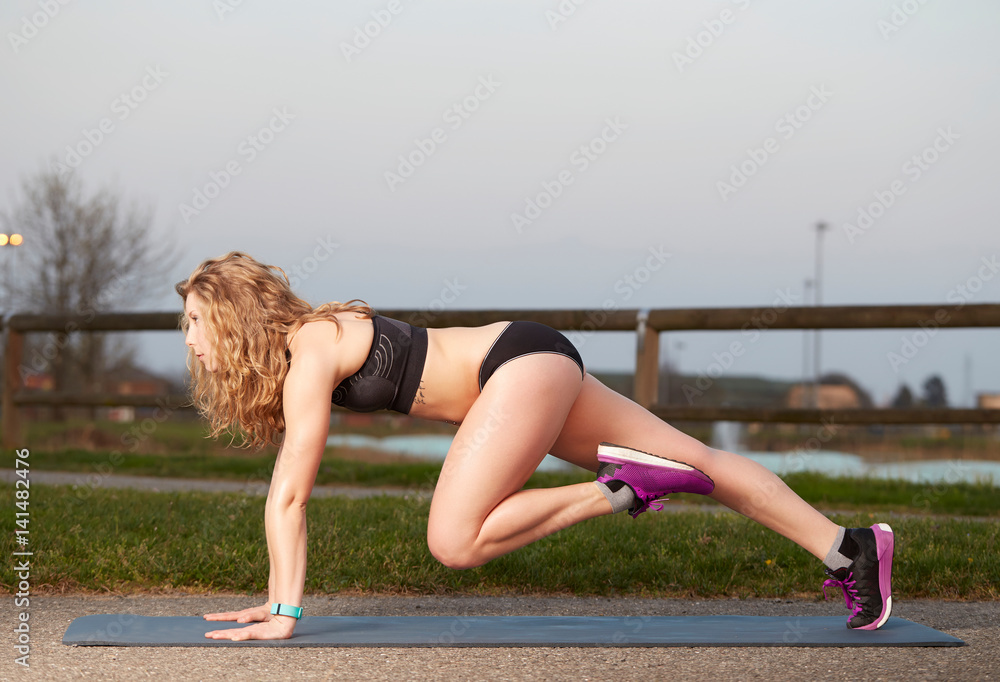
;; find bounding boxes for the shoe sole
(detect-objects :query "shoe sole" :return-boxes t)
[854,522,894,631]
[597,442,699,472]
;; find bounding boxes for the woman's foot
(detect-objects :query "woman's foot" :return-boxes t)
[822,523,894,630]
[595,442,715,518]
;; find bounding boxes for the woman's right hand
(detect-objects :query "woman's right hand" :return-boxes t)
[203,603,272,623]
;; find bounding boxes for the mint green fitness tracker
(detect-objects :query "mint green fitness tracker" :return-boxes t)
[270,603,303,619]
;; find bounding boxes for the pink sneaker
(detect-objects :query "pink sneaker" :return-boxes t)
[596,442,715,518]
[822,523,894,630]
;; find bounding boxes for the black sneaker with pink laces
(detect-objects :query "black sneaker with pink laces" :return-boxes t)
[822,523,895,630]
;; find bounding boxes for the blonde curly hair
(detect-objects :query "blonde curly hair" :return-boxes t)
[176,251,372,449]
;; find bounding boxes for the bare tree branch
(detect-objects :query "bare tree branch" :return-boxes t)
[1,169,181,408]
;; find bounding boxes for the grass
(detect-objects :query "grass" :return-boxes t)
[771,472,1000,518]
[19,447,591,491]
[2,483,997,599]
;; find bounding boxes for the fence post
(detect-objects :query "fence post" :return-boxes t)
[2,327,24,450]
[634,309,659,408]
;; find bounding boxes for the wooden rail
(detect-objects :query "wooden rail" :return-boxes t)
[650,406,1000,425]
[3,303,1000,449]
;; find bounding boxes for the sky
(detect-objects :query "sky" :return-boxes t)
[1,0,998,407]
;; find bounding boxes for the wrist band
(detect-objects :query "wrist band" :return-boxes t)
[270,603,303,619]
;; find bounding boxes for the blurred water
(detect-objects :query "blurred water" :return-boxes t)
[326,434,576,473]
[327,434,999,484]
[740,450,999,486]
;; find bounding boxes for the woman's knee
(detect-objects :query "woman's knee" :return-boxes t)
[426,526,482,571]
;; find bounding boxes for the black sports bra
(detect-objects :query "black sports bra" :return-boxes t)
[330,316,427,414]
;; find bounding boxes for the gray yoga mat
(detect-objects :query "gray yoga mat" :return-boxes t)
[63,614,965,647]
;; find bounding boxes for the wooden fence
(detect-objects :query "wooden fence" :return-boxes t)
[3,304,1000,449]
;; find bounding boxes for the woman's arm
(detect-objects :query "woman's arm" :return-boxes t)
[267,452,279,604]
[205,322,345,641]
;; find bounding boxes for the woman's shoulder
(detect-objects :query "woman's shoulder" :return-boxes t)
[292,315,370,346]
[286,314,373,374]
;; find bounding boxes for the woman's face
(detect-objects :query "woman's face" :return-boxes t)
[184,292,218,372]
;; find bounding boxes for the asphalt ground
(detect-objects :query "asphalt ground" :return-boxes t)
[1,594,995,681]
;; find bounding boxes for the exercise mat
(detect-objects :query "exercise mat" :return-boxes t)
[62,614,965,647]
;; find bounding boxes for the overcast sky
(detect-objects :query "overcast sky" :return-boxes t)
[2,0,998,406]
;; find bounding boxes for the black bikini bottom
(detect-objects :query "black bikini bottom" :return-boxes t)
[478,321,585,391]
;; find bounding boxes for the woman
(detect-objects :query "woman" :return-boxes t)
[177,252,893,641]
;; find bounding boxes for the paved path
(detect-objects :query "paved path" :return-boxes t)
[2,595,995,681]
[0,469,421,499]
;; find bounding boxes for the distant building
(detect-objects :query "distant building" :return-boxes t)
[977,393,1000,409]
[785,383,862,409]
[23,373,54,391]
[103,367,172,422]
[19,372,55,420]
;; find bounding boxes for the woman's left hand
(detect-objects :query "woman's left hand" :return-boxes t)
[205,617,295,641]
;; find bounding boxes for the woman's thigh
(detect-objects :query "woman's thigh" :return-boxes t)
[427,354,583,537]
[549,373,715,473]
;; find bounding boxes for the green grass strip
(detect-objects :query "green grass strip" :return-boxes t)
[20,448,585,490]
[2,483,997,599]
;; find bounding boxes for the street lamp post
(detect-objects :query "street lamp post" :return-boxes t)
[1,233,26,321]
[1,233,25,444]
[813,221,828,409]
[1,233,25,248]
[803,278,813,408]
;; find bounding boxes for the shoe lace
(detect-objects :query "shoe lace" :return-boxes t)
[823,571,863,617]
[628,498,667,519]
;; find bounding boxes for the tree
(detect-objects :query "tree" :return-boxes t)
[922,375,948,408]
[1,170,179,409]
[819,371,875,409]
[891,384,914,408]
